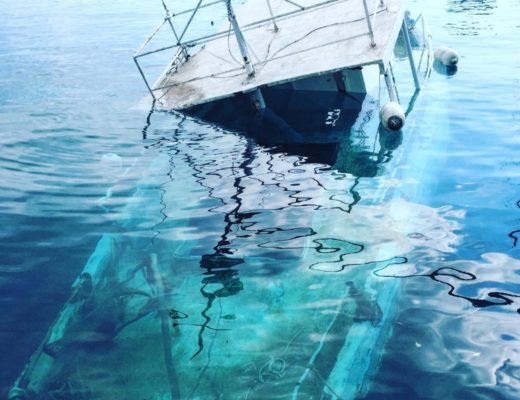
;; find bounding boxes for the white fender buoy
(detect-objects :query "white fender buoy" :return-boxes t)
[434,47,459,67]
[380,102,405,132]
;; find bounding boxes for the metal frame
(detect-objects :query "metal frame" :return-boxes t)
[134,0,387,99]
[362,0,385,47]
[225,0,256,77]
[378,9,422,105]
[381,62,398,103]
[362,0,376,47]
[265,0,280,32]
[401,18,420,90]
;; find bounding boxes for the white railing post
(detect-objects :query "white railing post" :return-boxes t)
[401,19,421,90]
[133,57,156,100]
[381,63,398,103]
[225,0,256,77]
[266,0,280,32]
[161,0,189,59]
[362,0,376,47]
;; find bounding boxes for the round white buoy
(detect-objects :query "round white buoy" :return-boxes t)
[434,47,459,67]
[379,102,405,132]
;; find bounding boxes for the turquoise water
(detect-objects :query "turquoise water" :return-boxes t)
[1,0,520,399]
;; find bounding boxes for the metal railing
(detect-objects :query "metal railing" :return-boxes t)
[362,0,386,47]
[134,0,389,100]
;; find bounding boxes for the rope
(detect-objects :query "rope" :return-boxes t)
[268,9,385,60]
[155,28,367,102]
[244,35,261,63]
[227,22,246,67]
[259,357,287,382]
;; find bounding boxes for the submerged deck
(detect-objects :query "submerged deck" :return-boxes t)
[152,0,405,110]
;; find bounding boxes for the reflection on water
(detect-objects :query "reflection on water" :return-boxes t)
[3,0,520,398]
[366,0,520,397]
[375,252,520,313]
[7,92,468,399]
[367,253,520,400]
[508,200,520,249]
[9,102,465,399]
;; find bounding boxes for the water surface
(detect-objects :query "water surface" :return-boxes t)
[1,0,520,398]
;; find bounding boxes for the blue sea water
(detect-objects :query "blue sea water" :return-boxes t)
[1,0,520,399]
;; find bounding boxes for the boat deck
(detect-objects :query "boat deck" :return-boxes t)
[152,0,405,110]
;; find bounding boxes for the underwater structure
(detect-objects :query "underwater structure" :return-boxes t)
[8,102,432,400]
[9,113,415,400]
[9,1,439,399]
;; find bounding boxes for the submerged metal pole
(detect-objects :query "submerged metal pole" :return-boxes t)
[362,0,376,47]
[149,253,180,400]
[225,0,256,77]
[401,19,420,90]
[249,88,266,110]
[382,64,398,103]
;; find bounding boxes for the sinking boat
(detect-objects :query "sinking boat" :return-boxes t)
[9,1,437,399]
[134,0,429,132]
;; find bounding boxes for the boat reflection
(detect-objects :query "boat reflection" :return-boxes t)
[188,87,403,177]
